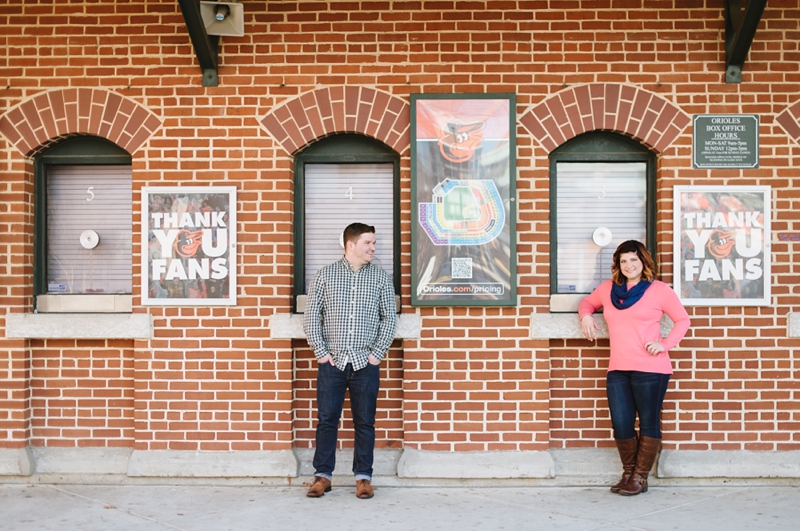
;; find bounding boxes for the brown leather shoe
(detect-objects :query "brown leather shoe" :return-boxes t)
[356,479,374,499]
[306,476,332,498]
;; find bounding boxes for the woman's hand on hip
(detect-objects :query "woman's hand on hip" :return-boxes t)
[581,315,599,341]
[644,341,665,355]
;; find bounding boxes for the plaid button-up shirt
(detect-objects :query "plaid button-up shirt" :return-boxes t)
[303,257,397,371]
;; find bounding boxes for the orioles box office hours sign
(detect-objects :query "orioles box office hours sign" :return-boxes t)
[411,93,517,306]
[673,186,770,307]
[142,186,237,305]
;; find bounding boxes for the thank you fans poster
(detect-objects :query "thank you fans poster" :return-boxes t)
[674,186,770,306]
[142,186,237,305]
[411,94,516,306]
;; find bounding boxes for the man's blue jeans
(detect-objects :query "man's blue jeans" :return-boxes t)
[313,361,380,481]
[606,370,670,440]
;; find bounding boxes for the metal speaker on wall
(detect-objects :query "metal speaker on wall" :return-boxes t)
[199,1,245,37]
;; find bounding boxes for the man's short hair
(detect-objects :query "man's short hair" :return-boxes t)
[343,222,375,246]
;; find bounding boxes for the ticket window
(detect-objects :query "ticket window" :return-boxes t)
[35,137,133,312]
[45,165,132,294]
[294,134,400,312]
[549,132,656,311]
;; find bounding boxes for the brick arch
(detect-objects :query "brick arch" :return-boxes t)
[260,87,410,155]
[776,100,800,146]
[0,88,162,156]
[520,84,690,154]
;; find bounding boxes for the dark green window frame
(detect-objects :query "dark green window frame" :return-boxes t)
[549,132,657,294]
[293,134,401,311]
[34,136,132,297]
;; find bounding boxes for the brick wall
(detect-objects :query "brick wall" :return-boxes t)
[293,341,404,450]
[0,0,799,457]
[134,310,294,451]
[0,156,33,447]
[30,339,134,447]
[404,311,549,452]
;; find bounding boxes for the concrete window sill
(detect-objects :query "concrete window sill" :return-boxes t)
[534,311,800,339]
[530,313,675,340]
[5,313,152,340]
[36,294,133,313]
[787,313,800,337]
[270,313,420,339]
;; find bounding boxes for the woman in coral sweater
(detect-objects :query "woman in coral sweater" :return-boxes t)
[579,240,690,496]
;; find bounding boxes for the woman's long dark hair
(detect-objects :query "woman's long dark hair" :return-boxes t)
[611,240,655,285]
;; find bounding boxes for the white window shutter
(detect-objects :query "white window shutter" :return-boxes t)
[46,165,132,294]
[556,162,647,293]
[304,163,394,292]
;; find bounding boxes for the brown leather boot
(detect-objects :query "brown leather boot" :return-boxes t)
[306,476,332,498]
[610,437,638,493]
[619,435,661,496]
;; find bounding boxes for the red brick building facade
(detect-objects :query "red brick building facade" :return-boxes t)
[1,0,798,480]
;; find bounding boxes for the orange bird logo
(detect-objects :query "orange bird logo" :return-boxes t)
[174,229,204,258]
[707,229,736,259]
[438,121,485,163]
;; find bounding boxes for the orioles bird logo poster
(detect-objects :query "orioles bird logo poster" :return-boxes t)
[411,94,516,306]
[142,187,237,305]
[674,186,770,306]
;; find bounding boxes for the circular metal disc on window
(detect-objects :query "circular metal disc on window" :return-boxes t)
[592,227,612,247]
[80,229,100,249]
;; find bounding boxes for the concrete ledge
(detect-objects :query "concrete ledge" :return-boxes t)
[5,313,152,339]
[36,294,133,313]
[659,450,800,478]
[531,313,608,339]
[788,312,800,337]
[127,450,299,478]
[294,447,401,478]
[549,294,584,313]
[0,447,35,476]
[551,448,621,478]
[31,447,132,475]
[270,313,421,339]
[5,447,800,482]
[530,313,674,340]
[397,448,555,479]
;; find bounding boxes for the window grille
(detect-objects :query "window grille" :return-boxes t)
[555,162,647,294]
[304,163,394,292]
[46,165,132,294]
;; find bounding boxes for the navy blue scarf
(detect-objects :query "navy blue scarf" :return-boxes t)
[611,280,651,310]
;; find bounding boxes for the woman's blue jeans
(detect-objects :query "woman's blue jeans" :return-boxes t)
[313,361,380,481]
[606,370,670,440]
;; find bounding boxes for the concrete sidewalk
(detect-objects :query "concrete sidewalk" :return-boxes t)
[1,481,798,531]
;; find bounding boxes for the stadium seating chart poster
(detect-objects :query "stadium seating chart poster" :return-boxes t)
[673,186,770,306]
[141,186,237,305]
[411,94,516,306]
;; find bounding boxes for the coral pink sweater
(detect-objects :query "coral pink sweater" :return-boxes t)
[578,279,690,375]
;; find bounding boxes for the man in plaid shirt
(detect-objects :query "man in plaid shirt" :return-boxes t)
[304,222,397,499]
